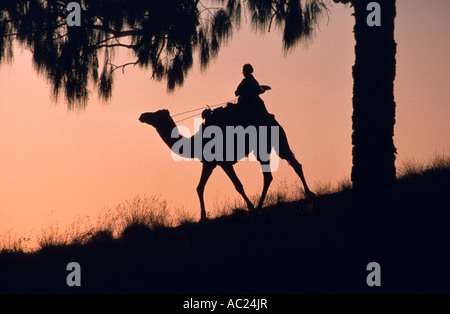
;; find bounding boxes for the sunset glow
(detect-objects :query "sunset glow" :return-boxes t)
[1,1,449,248]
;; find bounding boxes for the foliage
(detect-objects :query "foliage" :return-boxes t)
[0,0,329,108]
[247,0,329,51]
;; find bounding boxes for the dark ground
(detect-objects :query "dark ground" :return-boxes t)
[0,165,449,294]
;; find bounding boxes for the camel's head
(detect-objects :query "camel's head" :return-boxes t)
[139,109,171,127]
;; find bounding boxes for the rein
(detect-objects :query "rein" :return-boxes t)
[173,98,238,123]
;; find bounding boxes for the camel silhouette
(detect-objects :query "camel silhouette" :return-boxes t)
[139,106,315,221]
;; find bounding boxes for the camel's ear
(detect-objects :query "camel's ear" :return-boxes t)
[160,109,171,116]
[201,108,212,119]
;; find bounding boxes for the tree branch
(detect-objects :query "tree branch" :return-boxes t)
[108,60,139,73]
[94,43,138,50]
[90,25,141,37]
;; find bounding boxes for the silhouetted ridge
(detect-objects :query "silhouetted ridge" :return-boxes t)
[1,161,449,293]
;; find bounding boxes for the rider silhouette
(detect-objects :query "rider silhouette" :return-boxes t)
[235,64,270,123]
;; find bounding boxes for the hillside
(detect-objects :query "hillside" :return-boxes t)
[1,161,449,294]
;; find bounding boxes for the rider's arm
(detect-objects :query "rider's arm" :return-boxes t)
[235,78,246,96]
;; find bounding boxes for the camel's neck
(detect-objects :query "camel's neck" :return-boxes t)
[154,115,178,147]
[154,115,196,159]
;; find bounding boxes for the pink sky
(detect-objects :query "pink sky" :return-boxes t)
[1,1,449,246]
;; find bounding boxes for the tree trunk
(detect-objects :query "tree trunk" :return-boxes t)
[351,0,397,193]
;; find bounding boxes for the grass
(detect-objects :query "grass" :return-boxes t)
[0,154,449,293]
[0,179,336,253]
[397,153,450,178]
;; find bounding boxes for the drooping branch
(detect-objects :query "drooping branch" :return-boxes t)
[94,43,138,50]
[108,60,139,74]
[0,0,330,109]
[90,25,141,37]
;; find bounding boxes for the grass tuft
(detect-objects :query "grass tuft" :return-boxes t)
[3,154,449,254]
[0,155,449,293]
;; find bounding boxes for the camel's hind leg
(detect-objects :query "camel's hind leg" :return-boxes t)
[277,125,316,198]
[286,155,316,198]
[220,164,255,211]
[256,162,273,209]
[197,163,216,221]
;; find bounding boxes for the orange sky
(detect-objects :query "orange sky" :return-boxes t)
[1,1,449,246]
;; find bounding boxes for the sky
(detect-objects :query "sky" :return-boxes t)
[1,1,449,247]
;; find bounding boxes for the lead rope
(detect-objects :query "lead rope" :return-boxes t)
[173,98,237,123]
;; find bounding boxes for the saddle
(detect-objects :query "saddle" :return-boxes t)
[202,102,277,128]
[201,85,275,127]
[201,102,240,127]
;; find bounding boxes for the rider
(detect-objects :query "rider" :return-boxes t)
[235,64,270,123]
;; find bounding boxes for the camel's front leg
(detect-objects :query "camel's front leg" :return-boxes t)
[197,163,216,221]
[220,164,254,211]
[256,165,273,209]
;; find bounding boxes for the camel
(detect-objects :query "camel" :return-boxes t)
[139,106,315,221]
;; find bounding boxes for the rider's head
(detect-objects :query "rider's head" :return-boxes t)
[242,64,254,77]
